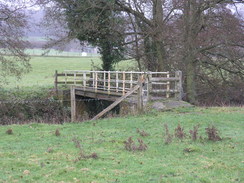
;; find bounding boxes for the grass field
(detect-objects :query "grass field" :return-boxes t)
[5,56,101,88]
[0,107,243,183]
[4,56,136,88]
[25,49,100,57]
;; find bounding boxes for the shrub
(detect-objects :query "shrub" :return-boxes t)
[124,137,147,151]
[6,128,13,135]
[55,129,60,136]
[189,125,200,141]
[136,128,150,137]
[205,125,222,141]
[0,87,70,125]
[164,124,172,144]
[174,124,185,140]
[72,137,98,161]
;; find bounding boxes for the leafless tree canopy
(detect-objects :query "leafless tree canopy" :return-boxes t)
[42,0,243,104]
[2,0,242,104]
[0,0,32,83]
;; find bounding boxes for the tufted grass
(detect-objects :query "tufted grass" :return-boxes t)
[0,107,243,183]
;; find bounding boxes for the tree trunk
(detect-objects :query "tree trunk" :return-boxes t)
[182,0,201,104]
[152,0,168,72]
[186,56,197,104]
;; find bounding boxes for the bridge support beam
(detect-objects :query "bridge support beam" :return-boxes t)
[71,86,76,122]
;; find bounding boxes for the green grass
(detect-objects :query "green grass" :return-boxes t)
[6,56,101,88]
[25,49,100,57]
[0,107,243,183]
[4,56,136,88]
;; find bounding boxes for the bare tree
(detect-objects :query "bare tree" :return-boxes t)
[178,0,244,104]
[41,0,243,104]
[0,0,33,84]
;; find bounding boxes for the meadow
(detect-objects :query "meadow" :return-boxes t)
[5,56,135,88]
[0,107,243,183]
[5,56,101,88]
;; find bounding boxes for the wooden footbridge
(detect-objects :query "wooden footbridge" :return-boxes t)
[54,70,183,121]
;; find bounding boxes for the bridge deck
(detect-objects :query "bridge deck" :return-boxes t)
[74,86,132,102]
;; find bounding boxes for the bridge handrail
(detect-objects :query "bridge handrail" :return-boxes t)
[64,70,170,74]
[55,70,183,100]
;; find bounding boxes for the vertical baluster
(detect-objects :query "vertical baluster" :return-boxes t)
[95,72,98,92]
[147,72,152,102]
[122,71,125,95]
[92,72,95,88]
[104,71,106,90]
[166,72,170,98]
[83,72,86,90]
[130,71,133,89]
[108,71,111,94]
[65,72,67,85]
[74,72,77,85]
[116,71,119,92]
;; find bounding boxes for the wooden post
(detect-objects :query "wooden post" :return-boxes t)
[130,71,133,89]
[65,72,67,85]
[147,73,152,102]
[108,71,111,94]
[122,71,125,95]
[54,70,58,95]
[74,72,77,85]
[83,72,86,90]
[104,71,106,91]
[137,75,144,113]
[71,85,76,122]
[116,71,119,92]
[166,73,170,98]
[95,72,98,92]
[92,72,95,88]
[175,71,183,100]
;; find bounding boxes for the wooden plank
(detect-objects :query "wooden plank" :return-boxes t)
[150,77,179,82]
[104,71,106,91]
[57,81,83,85]
[65,73,67,85]
[108,71,111,94]
[57,73,83,77]
[92,72,95,87]
[95,72,98,92]
[116,71,119,92]
[83,72,86,89]
[122,71,125,95]
[151,82,168,85]
[91,85,140,121]
[130,71,133,88]
[151,89,179,93]
[74,72,77,85]
[75,87,126,96]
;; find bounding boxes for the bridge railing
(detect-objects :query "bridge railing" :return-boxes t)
[54,70,183,100]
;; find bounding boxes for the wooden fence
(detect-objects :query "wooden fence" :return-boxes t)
[54,70,183,100]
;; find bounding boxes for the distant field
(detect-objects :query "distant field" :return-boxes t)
[25,49,100,57]
[5,56,101,88]
[0,107,243,182]
[4,56,136,88]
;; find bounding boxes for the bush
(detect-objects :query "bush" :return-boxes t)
[0,87,70,125]
[206,125,222,141]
